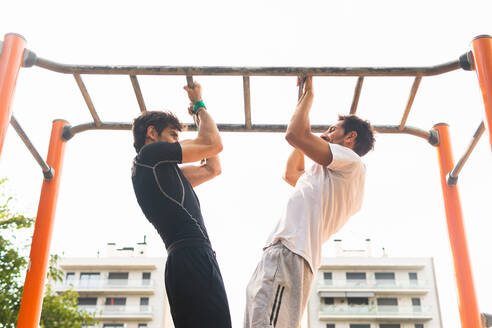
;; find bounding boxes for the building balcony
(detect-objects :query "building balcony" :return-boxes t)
[318,305,432,322]
[55,279,155,295]
[318,279,429,295]
[78,305,153,320]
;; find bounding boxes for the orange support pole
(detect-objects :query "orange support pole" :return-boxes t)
[0,33,26,157]
[471,35,492,151]
[434,123,483,328]
[17,120,69,328]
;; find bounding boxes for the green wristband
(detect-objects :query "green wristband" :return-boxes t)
[192,100,206,114]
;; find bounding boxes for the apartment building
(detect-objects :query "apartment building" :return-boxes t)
[307,240,443,328]
[54,240,173,328]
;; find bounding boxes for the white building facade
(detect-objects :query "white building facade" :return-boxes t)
[54,242,173,328]
[307,241,443,328]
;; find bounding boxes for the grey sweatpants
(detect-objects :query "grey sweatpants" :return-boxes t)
[244,242,314,328]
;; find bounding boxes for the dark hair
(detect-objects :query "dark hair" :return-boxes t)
[338,114,375,156]
[132,111,182,153]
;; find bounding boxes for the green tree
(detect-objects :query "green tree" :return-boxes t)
[0,179,97,328]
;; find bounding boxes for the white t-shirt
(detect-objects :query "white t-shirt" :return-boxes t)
[264,143,366,273]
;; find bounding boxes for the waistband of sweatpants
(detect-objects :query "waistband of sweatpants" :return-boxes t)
[166,238,212,255]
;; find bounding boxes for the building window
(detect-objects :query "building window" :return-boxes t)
[105,297,126,306]
[415,324,424,328]
[323,272,333,285]
[409,272,418,285]
[103,325,124,328]
[349,324,370,328]
[377,298,398,313]
[138,324,148,328]
[323,297,334,305]
[412,298,422,312]
[379,325,401,328]
[348,298,369,305]
[78,297,97,306]
[375,272,395,285]
[80,272,100,287]
[66,272,75,281]
[326,324,335,328]
[346,272,366,287]
[108,272,129,285]
[142,272,151,285]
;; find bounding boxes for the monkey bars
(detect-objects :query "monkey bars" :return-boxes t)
[0,32,491,328]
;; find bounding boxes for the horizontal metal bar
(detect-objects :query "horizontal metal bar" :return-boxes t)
[447,121,485,185]
[10,116,53,180]
[67,121,431,142]
[34,57,462,77]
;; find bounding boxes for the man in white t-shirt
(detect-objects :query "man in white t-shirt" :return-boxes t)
[244,76,375,328]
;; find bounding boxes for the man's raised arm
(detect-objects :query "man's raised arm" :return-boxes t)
[179,82,223,163]
[285,77,334,166]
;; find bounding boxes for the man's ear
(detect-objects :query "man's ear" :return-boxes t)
[146,125,158,141]
[345,131,358,146]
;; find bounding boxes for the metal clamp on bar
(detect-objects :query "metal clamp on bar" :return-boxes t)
[447,121,485,186]
[428,129,440,146]
[22,48,37,68]
[459,51,475,71]
[10,115,54,180]
[61,124,74,141]
[483,313,492,327]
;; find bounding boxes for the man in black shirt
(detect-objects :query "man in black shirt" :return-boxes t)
[131,82,231,328]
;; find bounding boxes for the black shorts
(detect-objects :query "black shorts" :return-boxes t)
[165,239,232,328]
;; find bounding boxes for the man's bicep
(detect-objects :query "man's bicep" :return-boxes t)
[294,134,333,166]
[179,140,218,163]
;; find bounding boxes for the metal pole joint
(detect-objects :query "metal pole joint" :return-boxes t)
[459,51,475,71]
[61,125,74,141]
[22,48,37,68]
[428,129,440,146]
[43,167,54,180]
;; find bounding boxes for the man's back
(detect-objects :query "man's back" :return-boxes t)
[265,143,365,272]
[132,141,209,248]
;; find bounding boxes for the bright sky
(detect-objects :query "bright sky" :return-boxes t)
[1,1,492,327]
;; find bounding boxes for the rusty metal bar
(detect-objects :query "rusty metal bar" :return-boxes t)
[447,121,486,186]
[129,75,146,112]
[243,76,252,129]
[66,121,432,142]
[10,115,53,179]
[350,76,365,114]
[34,57,461,77]
[73,74,102,127]
[399,76,422,130]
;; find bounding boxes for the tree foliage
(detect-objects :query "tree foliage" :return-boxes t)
[0,179,97,327]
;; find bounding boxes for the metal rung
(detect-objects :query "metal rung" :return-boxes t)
[399,76,422,130]
[350,77,364,114]
[73,74,102,127]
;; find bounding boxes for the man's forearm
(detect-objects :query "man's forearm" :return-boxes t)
[286,78,313,139]
[196,108,221,146]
